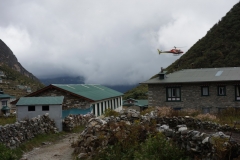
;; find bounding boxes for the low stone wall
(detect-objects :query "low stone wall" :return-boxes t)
[73,109,240,159]
[0,114,58,149]
[62,113,95,131]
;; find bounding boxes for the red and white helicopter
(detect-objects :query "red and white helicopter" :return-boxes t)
[157,46,184,55]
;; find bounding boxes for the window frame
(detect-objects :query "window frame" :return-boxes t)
[218,86,226,96]
[201,86,209,96]
[1,100,7,106]
[28,106,35,111]
[235,85,240,101]
[166,87,181,102]
[42,105,49,111]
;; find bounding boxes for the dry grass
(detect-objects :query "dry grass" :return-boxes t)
[0,116,16,125]
[195,113,219,122]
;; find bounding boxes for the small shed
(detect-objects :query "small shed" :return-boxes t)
[16,96,64,131]
[122,98,148,111]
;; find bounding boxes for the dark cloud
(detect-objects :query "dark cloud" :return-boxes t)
[0,0,238,85]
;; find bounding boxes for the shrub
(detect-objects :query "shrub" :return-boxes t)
[196,113,218,122]
[103,108,119,117]
[92,121,189,160]
[140,106,156,115]
[156,106,175,117]
[217,107,240,125]
[134,133,189,160]
[178,108,201,117]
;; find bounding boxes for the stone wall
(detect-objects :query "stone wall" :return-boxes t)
[73,109,240,159]
[34,88,91,110]
[0,114,57,149]
[148,82,240,113]
[62,113,95,131]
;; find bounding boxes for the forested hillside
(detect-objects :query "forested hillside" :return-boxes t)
[124,1,240,99]
[167,2,240,73]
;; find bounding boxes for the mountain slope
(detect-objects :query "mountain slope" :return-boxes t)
[0,39,39,81]
[167,2,240,73]
[0,40,44,98]
[125,1,240,99]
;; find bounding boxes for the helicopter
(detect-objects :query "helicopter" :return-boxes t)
[157,46,184,55]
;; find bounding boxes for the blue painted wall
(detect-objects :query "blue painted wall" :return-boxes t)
[62,107,92,118]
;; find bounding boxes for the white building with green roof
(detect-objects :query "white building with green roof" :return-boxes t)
[16,96,64,131]
[15,84,123,117]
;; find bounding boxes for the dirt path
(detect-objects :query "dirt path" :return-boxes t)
[21,133,79,160]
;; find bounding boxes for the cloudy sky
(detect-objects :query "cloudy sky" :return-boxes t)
[0,0,238,85]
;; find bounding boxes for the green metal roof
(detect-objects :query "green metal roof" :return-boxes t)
[141,67,240,84]
[52,84,123,101]
[123,99,148,107]
[16,96,64,106]
[0,93,13,99]
[1,106,10,110]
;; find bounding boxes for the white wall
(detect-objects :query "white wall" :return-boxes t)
[91,96,123,117]
[17,105,62,131]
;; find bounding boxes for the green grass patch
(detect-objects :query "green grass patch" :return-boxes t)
[0,116,16,125]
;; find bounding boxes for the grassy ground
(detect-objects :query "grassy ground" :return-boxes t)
[0,115,16,125]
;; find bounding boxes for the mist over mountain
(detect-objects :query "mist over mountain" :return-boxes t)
[40,76,138,93]
[39,76,85,86]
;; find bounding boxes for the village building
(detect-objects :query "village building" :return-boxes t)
[141,67,240,113]
[16,96,64,131]
[0,90,15,115]
[14,84,123,117]
[122,98,148,111]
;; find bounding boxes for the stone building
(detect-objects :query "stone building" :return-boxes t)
[14,84,123,117]
[122,98,148,111]
[16,96,64,131]
[141,67,240,113]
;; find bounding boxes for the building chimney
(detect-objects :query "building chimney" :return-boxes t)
[158,67,166,80]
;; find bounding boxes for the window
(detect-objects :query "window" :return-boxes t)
[42,105,49,111]
[166,87,181,101]
[1,100,7,106]
[202,108,210,114]
[28,106,35,111]
[218,86,226,96]
[236,86,240,101]
[201,86,209,96]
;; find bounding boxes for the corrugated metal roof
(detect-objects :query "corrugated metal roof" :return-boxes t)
[141,67,240,84]
[0,93,13,99]
[16,96,64,106]
[123,99,148,107]
[52,84,123,101]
